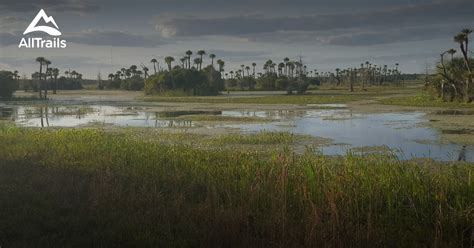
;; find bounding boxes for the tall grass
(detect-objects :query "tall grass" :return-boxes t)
[0,126,472,247]
[381,94,474,108]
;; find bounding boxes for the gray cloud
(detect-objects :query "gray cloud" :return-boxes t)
[64,30,167,47]
[0,32,19,46]
[0,0,99,13]
[320,25,470,46]
[154,0,474,46]
[207,49,270,60]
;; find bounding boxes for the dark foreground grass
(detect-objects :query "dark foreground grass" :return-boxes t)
[0,126,473,247]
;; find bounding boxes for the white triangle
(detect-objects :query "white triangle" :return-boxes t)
[23,9,62,36]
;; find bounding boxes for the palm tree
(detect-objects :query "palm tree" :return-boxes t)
[185,50,193,69]
[454,30,472,102]
[180,57,186,68]
[52,68,59,94]
[240,65,245,77]
[461,29,472,54]
[143,67,149,79]
[150,58,158,74]
[13,70,19,81]
[447,49,457,61]
[43,59,51,98]
[165,56,175,71]
[252,63,257,77]
[193,58,201,69]
[284,57,290,76]
[129,65,138,77]
[209,54,216,68]
[245,66,251,77]
[335,68,341,86]
[197,50,206,70]
[35,57,45,98]
[278,63,285,77]
[217,59,225,76]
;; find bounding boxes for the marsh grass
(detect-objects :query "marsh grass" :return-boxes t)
[0,95,44,101]
[174,114,270,122]
[144,94,372,105]
[381,94,474,108]
[0,126,472,247]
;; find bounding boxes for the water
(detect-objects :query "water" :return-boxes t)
[223,111,472,161]
[0,104,472,161]
[1,106,195,128]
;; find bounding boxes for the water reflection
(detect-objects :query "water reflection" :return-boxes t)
[2,104,473,161]
[223,110,474,162]
[0,106,14,119]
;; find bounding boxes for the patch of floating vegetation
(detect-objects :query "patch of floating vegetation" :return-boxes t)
[432,110,474,115]
[350,145,392,154]
[441,129,474,135]
[173,115,270,123]
[156,110,222,118]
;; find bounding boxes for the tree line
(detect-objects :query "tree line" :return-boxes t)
[2,49,410,98]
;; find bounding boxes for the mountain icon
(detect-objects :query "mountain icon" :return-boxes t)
[23,9,62,36]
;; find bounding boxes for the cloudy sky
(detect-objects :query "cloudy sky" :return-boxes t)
[0,0,473,78]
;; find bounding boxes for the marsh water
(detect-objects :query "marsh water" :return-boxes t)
[1,104,472,162]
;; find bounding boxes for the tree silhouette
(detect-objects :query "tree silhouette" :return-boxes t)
[150,58,158,74]
[197,50,206,70]
[165,56,175,71]
[35,57,45,99]
[185,50,193,69]
[209,54,216,68]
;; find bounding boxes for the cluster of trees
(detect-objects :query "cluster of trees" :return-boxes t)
[104,65,147,91]
[0,71,18,98]
[107,50,225,95]
[29,57,83,99]
[223,58,317,94]
[222,58,403,94]
[316,63,402,92]
[102,47,409,96]
[144,65,224,96]
[427,29,473,102]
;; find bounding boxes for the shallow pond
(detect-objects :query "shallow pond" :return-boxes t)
[0,104,472,162]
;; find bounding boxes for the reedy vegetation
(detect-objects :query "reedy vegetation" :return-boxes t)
[0,126,472,247]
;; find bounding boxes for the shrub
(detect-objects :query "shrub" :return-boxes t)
[0,71,18,98]
[145,67,224,96]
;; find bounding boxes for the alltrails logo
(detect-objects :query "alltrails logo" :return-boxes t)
[18,9,67,48]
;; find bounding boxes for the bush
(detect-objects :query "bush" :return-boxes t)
[0,71,18,98]
[119,76,144,91]
[275,78,289,90]
[256,75,277,90]
[56,77,83,90]
[427,58,474,102]
[145,67,224,96]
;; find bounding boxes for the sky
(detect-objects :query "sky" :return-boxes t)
[0,0,473,79]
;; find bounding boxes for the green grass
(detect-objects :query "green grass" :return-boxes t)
[144,93,372,105]
[174,114,270,122]
[381,94,474,108]
[0,95,44,101]
[0,126,472,247]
